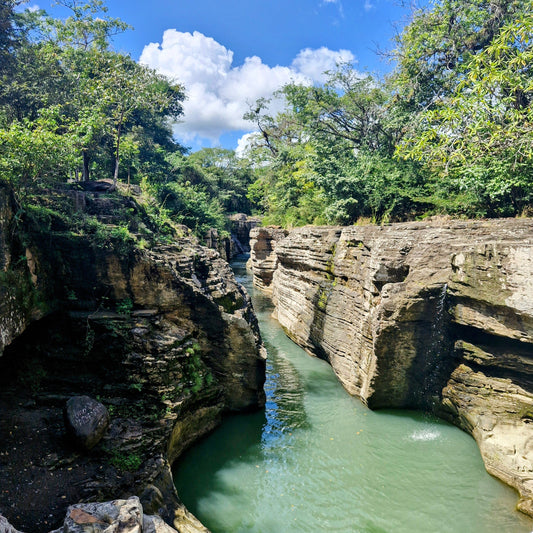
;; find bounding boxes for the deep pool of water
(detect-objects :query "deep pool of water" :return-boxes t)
[173,257,533,533]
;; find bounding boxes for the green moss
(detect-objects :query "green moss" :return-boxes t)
[325,242,337,280]
[215,294,244,313]
[316,286,329,311]
[108,450,142,472]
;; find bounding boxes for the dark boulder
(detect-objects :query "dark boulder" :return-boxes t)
[64,395,110,450]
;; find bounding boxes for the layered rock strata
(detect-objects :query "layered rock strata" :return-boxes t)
[250,220,533,516]
[0,183,266,532]
[248,227,288,293]
[228,213,261,254]
[205,214,261,262]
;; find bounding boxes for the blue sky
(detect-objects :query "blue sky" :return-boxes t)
[28,0,414,151]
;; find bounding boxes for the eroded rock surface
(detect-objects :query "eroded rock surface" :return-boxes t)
[2,497,189,533]
[251,219,533,515]
[0,183,265,532]
[229,214,261,254]
[248,226,288,293]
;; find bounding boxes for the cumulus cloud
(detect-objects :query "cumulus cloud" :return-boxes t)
[291,47,354,83]
[235,132,260,159]
[140,30,356,143]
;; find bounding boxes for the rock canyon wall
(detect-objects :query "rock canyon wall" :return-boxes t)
[0,183,265,532]
[250,220,533,515]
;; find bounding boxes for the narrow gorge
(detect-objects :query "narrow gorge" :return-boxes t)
[249,220,533,517]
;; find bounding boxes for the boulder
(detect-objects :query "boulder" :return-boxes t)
[52,497,179,533]
[64,396,110,450]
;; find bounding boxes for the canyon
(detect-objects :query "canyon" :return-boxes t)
[249,220,533,516]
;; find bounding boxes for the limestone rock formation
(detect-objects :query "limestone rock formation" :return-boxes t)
[204,214,261,262]
[228,213,261,254]
[250,219,533,516]
[248,226,288,293]
[2,497,187,533]
[0,183,265,532]
[205,228,235,262]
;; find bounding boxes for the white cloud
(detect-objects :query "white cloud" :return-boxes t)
[235,132,260,159]
[140,30,357,144]
[292,47,355,84]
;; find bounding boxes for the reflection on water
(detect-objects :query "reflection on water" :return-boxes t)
[173,256,533,533]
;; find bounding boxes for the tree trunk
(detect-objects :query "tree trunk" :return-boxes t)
[82,151,90,182]
[112,111,124,188]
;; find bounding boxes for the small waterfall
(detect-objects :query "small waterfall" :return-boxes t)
[231,233,246,254]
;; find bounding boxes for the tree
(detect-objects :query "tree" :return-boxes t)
[43,0,130,51]
[392,0,523,110]
[0,107,77,195]
[242,64,427,225]
[397,6,533,215]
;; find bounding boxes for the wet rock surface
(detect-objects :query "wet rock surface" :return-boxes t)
[250,219,533,516]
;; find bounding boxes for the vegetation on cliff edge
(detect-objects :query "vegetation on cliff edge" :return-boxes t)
[1,0,532,236]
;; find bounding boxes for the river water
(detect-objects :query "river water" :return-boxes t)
[174,256,533,533]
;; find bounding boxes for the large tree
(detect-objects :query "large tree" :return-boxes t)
[397,5,533,215]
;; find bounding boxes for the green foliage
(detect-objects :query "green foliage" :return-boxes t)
[240,0,533,224]
[108,449,142,472]
[150,148,258,239]
[1,0,531,236]
[43,0,130,52]
[0,111,77,194]
[116,298,133,316]
[0,0,185,197]
[397,1,533,216]
[157,180,228,239]
[242,68,429,225]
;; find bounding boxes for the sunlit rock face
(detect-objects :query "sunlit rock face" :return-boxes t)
[250,219,533,516]
[248,226,288,293]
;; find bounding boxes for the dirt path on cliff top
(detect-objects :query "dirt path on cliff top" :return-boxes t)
[0,389,116,532]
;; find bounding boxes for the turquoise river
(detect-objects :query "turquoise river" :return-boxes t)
[174,257,533,533]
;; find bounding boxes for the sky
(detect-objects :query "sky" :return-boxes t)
[26,0,415,151]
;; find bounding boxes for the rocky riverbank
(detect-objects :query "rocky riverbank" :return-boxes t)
[249,220,533,516]
[0,182,266,532]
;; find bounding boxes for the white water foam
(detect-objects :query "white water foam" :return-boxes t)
[409,428,442,442]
